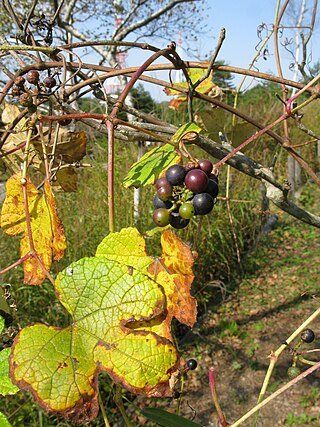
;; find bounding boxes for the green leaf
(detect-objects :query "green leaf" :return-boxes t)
[0,411,12,427]
[142,408,203,427]
[0,348,19,396]
[9,228,191,423]
[123,144,180,188]
[0,317,4,335]
[170,122,202,146]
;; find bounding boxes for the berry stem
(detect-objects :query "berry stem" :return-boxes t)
[231,360,320,427]
[251,306,320,426]
[209,367,230,427]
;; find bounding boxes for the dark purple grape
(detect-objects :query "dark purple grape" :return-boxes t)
[185,169,208,193]
[165,164,186,186]
[301,329,315,343]
[152,194,173,209]
[192,193,214,215]
[170,211,189,229]
[26,70,40,85]
[157,184,172,201]
[205,179,219,199]
[156,176,170,189]
[44,76,57,88]
[153,208,170,227]
[198,159,213,175]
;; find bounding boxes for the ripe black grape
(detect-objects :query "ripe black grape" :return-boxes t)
[205,178,219,199]
[185,169,208,193]
[170,211,189,229]
[152,194,173,209]
[209,173,219,184]
[153,208,170,227]
[166,164,186,186]
[186,359,197,370]
[193,193,214,215]
[300,329,315,343]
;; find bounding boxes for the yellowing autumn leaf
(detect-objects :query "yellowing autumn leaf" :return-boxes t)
[0,103,27,174]
[164,68,220,110]
[32,130,87,164]
[0,174,66,285]
[148,230,197,328]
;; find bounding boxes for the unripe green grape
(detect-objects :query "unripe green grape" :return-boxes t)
[179,203,194,219]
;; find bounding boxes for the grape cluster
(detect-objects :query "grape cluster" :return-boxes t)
[11,70,57,113]
[152,159,218,229]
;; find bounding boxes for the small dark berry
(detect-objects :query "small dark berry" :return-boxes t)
[186,359,197,370]
[26,70,40,85]
[43,76,57,89]
[14,76,25,87]
[28,103,37,114]
[19,93,33,107]
[59,116,72,126]
[300,329,315,343]
[172,390,181,399]
[11,84,22,97]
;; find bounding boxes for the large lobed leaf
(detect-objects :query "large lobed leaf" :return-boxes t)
[9,228,196,423]
[0,174,66,284]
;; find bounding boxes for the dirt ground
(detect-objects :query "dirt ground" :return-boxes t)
[136,217,320,427]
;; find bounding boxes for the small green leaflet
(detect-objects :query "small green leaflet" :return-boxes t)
[0,411,12,427]
[142,408,203,427]
[0,348,19,396]
[0,313,19,397]
[123,143,180,188]
[0,317,4,335]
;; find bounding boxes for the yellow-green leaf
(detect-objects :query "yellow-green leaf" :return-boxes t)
[9,228,194,423]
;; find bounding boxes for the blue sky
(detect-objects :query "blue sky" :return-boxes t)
[125,0,320,100]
